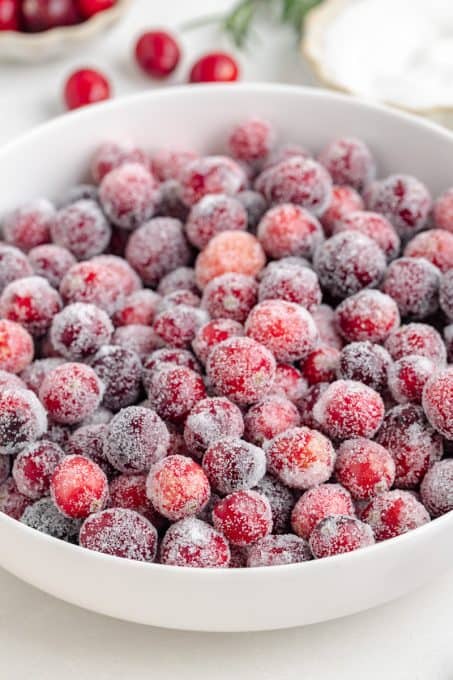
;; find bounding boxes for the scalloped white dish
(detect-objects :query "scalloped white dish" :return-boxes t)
[1,84,453,632]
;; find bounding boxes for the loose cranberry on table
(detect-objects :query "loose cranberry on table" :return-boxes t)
[64,68,111,111]
[135,30,181,79]
[189,52,240,83]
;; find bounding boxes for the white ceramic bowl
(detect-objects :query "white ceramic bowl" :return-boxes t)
[0,0,131,62]
[1,84,453,632]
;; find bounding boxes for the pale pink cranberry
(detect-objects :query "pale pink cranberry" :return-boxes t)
[318,137,376,192]
[376,404,443,489]
[367,174,432,238]
[153,305,208,349]
[433,187,453,232]
[302,347,340,385]
[80,508,157,561]
[0,244,33,292]
[113,289,161,327]
[440,270,453,321]
[12,440,65,500]
[336,290,400,343]
[422,367,453,439]
[228,118,274,162]
[91,255,142,295]
[247,534,312,567]
[310,515,375,557]
[314,231,386,299]
[50,302,113,360]
[382,257,440,320]
[266,426,335,490]
[99,162,159,230]
[244,395,300,446]
[0,478,33,519]
[109,473,167,528]
[337,341,392,392]
[253,474,295,534]
[185,194,247,249]
[335,438,395,501]
[192,318,244,364]
[388,355,434,404]
[28,244,76,288]
[384,323,446,364]
[254,157,332,216]
[313,379,385,440]
[151,148,198,182]
[146,363,206,423]
[203,436,266,495]
[258,260,321,310]
[147,454,210,521]
[157,267,198,296]
[311,304,344,350]
[160,517,230,567]
[420,460,453,517]
[195,231,265,289]
[112,325,160,360]
[40,362,103,425]
[60,261,125,316]
[51,200,111,260]
[183,397,244,458]
[179,156,246,207]
[334,210,400,260]
[2,198,54,252]
[206,336,276,406]
[257,204,324,259]
[0,276,62,337]
[245,300,318,363]
[404,229,453,273]
[0,319,34,373]
[90,345,142,411]
[320,185,364,236]
[51,455,108,519]
[360,490,430,540]
[212,489,272,546]
[291,483,355,539]
[0,388,46,454]
[91,141,149,184]
[125,217,191,287]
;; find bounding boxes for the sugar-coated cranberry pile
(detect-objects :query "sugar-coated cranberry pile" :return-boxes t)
[1,120,452,570]
[0,0,116,33]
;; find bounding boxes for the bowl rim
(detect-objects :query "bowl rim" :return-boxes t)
[1,81,452,578]
[301,0,453,116]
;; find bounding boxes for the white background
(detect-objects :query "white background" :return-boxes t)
[0,1,453,678]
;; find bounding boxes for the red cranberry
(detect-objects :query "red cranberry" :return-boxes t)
[186,193,247,249]
[179,156,246,207]
[312,304,343,350]
[314,231,386,299]
[112,324,160,360]
[212,489,272,546]
[147,454,210,521]
[90,141,149,184]
[309,515,374,558]
[157,267,198,296]
[335,438,395,501]
[143,347,201,378]
[258,260,321,310]
[318,137,376,192]
[66,423,113,477]
[0,275,62,337]
[3,198,54,252]
[22,0,80,31]
[153,305,208,350]
[404,229,453,273]
[184,397,244,458]
[420,460,453,517]
[80,508,157,561]
[334,210,400,260]
[0,319,34,373]
[337,341,392,392]
[64,68,110,111]
[50,302,113,360]
[59,261,125,316]
[151,149,198,183]
[336,290,400,343]
[244,395,300,446]
[440,270,453,321]
[296,382,329,429]
[376,404,443,489]
[271,363,308,404]
[320,185,364,236]
[192,318,244,364]
[77,0,115,17]
[247,534,312,567]
[92,254,141,295]
[21,498,80,540]
[0,478,33,519]
[135,29,180,78]
[367,174,432,237]
[99,162,159,230]
[113,289,160,327]
[422,367,453,440]
[253,474,294,534]
[203,436,265,495]
[228,118,274,163]
[382,257,441,320]
[189,52,239,83]
[433,187,453,232]
[0,0,20,29]
[40,361,103,424]
[206,336,276,406]
[28,244,76,288]
[195,231,265,289]
[12,440,65,500]
[52,199,110,260]
[360,490,430,540]
[302,347,340,385]
[291,483,355,540]
[51,454,108,519]
[313,379,385,440]
[109,473,166,528]
[388,355,434,404]
[91,345,142,411]
[384,323,446,364]
[0,244,33,292]
[146,363,206,423]
[257,204,324,259]
[160,517,230,567]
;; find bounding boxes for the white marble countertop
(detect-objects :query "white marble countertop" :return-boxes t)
[0,1,452,677]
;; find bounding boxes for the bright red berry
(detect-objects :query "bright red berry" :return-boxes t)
[135,30,181,79]
[189,52,239,84]
[64,68,111,111]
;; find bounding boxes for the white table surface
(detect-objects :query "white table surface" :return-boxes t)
[1,1,453,677]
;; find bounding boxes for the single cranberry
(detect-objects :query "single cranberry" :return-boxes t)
[135,29,181,78]
[192,318,244,364]
[360,490,430,541]
[22,0,80,31]
[109,473,166,528]
[3,198,54,252]
[384,323,446,364]
[59,261,125,316]
[50,302,113,360]
[80,508,158,561]
[404,229,453,273]
[0,275,62,337]
[195,231,265,289]
[113,289,161,327]
[184,397,244,458]
[0,244,33,292]
[382,257,440,320]
[244,395,300,446]
[51,454,108,519]
[388,355,434,404]
[90,141,149,184]
[160,517,230,567]
[422,366,453,440]
[203,436,265,495]
[228,118,274,163]
[247,534,312,567]
[253,474,294,534]
[366,174,431,238]
[257,204,324,259]
[258,260,321,311]
[157,267,198,296]
[201,273,256,324]
[189,52,239,83]
[77,0,115,18]
[420,460,453,517]
[186,194,247,250]
[335,438,395,501]
[90,345,142,411]
[336,290,400,343]
[318,137,376,192]
[212,490,272,546]
[0,319,34,374]
[302,347,340,385]
[153,305,208,350]
[147,454,210,521]
[12,440,65,500]
[64,68,111,111]
[146,363,206,423]
[0,0,20,30]
[0,388,47,454]
[28,244,76,288]
[21,498,80,540]
[99,162,159,230]
[39,362,103,424]
[52,199,111,260]
[179,156,246,207]
[143,347,201,379]
[291,483,355,540]
[337,341,392,392]
[309,515,375,558]
[320,185,364,236]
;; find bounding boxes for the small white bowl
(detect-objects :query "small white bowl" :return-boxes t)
[0,0,131,62]
[1,84,453,632]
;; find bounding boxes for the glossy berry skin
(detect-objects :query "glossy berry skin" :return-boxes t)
[335,438,395,501]
[160,517,230,568]
[360,490,430,541]
[64,69,111,111]
[135,30,181,78]
[247,534,312,567]
[212,490,272,546]
[0,0,20,30]
[51,455,108,519]
[39,362,103,425]
[309,515,375,558]
[80,508,158,562]
[291,483,355,540]
[189,52,239,83]
[77,0,116,18]
[22,0,80,31]
[12,440,65,500]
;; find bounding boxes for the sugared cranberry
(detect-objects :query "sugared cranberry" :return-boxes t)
[367,174,431,238]
[0,0,20,29]
[0,370,26,392]
[244,394,300,446]
[257,204,324,259]
[184,397,244,458]
[64,68,110,111]
[92,254,142,295]
[151,149,198,183]
[0,319,33,373]
[291,483,355,539]
[302,347,340,385]
[212,489,272,546]
[40,361,103,424]
[66,423,113,476]
[22,0,80,31]
[334,210,400,260]
[160,517,230,567]
[157,267,198,296]
[59,261,124,316]
[0,275,62,337]
[112,289,161,328]
[0,478,32,519]
[203,436,265,495]
[382,257,441,320]
[50,302,113,360]
[51,454,108,518]
[376,404,443,489]
[143,347,201,378]
[247,534,312,567]
[3,199,54,252]
[147,454,210,521]
[80,507,157,561]
[112,324,160,360]
[309,515,375,558]
[21,498,80,541]
[335,438,395,501]
[258,259,321,310]
[422,367,453,440]
[153,304,208,349]
[90,345,142,411]
[195,231,265,289]
[0,388,47,454]
[420,460,453,517]
[361,490,430,540]
[125,217,191,287]
[108,473,166,528]
[19,358,66,396]
[12,440,64,501]
[237,190,268,230]
[192,318,244,364]
[440,270,453,321]
[318,137,376,192]
[321,185,364,236]
[312,304,344,350]
[0,244,33,292]
[271,363,308,403]
[201,273,256,324]
[186,194,247,249]
[433,187,453,232]
[51,200,110,260]
[28,244,76,288]
[179,156,246,207]
[146,363,206,423]
[158,289,200,311]
[313,379,385,440]
[135,30,181,79]
[90,141,149,184]
[385,323,446,364]
[404,229,453,273]
[189,52,239,83]
[336,290,400,343]
[228,118,274,163]
[314,231,386,299]
[99,162,159,230]
[388,355,434,404]
[337,341,391,392]
[253,474,294,534]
